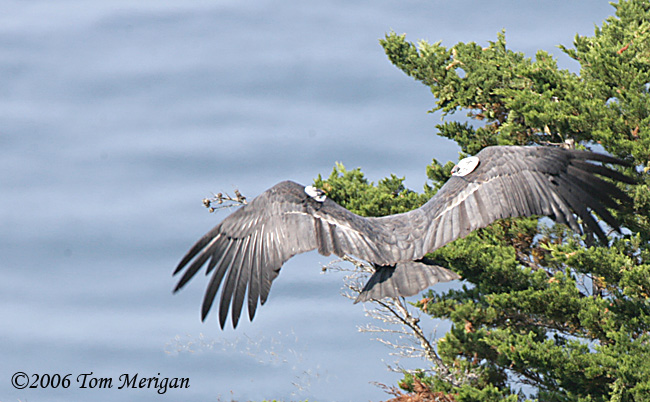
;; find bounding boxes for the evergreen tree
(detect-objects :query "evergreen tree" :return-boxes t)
[315,1,650,400]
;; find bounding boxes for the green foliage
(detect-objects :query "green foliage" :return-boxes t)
[398,369,435,391]
[380,29,606,154]
[313,162,433,216]
[560,0,650,162]
[314,1,650,401]
[424,222,650,401]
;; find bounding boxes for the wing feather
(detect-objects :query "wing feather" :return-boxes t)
[554,177,604,241]
[246,230,262,321]
[230,236,252,328]
[314,217,331,256]
[200,239,235,320]
[457,200,471,238]
[217,239,247,327]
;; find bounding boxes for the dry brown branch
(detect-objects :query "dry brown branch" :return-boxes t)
[379,378,457,402]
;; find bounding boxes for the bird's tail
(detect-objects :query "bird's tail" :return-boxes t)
[354,260,460,303]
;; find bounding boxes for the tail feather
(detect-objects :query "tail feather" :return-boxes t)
[354,260,460,303]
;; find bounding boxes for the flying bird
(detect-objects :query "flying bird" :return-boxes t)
[174,145,634,329]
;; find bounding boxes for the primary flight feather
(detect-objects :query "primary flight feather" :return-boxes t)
[174,145,634,329]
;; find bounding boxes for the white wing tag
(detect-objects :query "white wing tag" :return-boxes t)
[451,156,480,177]
[304,185,327,202]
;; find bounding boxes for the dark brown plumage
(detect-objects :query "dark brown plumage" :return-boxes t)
[174,145,634,328]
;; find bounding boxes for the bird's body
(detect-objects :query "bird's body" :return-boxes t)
[174,145,634,328]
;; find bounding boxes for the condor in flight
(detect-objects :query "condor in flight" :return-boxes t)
[174,145,634,329]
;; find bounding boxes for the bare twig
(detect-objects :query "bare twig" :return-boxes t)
[538,138,576,149]
[322,257,475,387]
[202,189,248,213]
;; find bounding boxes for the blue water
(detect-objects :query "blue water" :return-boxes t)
[1,1,615,401]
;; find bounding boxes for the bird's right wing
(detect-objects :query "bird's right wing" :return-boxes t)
[351,146,634,303]
[380,145,635,258]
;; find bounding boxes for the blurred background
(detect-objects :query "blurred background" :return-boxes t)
[1,1,615,401]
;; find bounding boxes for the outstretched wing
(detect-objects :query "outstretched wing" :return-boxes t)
[352,146,634,302]
[385,145,634,257]
[174,180,397,329]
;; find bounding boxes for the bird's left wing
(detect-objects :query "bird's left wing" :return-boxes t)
[173,180,395,328]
